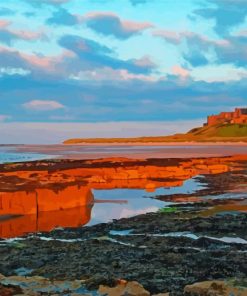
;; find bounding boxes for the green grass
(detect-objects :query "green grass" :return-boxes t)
[64,123,247,144]
[216,124,247,137]
[158,206,178,213]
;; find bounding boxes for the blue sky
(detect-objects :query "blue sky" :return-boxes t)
[0,0,246,143]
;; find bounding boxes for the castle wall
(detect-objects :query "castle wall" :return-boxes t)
[207,108,247,126]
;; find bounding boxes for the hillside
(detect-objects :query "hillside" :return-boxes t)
[63,123,247,144]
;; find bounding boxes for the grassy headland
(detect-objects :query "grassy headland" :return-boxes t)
[63,123,247,144]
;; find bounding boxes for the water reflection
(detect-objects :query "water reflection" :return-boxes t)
[0,206,92,239]
[0,186,93,238]
[0,177,203,238]
[89,178,202,226]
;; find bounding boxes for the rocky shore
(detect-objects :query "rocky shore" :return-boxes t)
[0,155,246,295]
[0,201,246,295]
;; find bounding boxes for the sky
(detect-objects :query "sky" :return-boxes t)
[0,0,246,143]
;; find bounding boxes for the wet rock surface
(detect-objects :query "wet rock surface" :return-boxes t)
[0,208,246,295]
[98,281,151,296]
[184,280,247,296]
[0,274,91,295]
[0,157,246,295]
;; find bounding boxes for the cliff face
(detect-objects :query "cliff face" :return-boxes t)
[0,186,93,216]
[0,186,93,238]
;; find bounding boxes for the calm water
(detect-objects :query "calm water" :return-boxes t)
[0,144,245,238]
[0,146,54,164]
[89,177,203,225]
[1,144,247,163]
[0,177,204,238]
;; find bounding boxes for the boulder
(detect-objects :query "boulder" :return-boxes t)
[98,281,150,296]
[184,280,247,296]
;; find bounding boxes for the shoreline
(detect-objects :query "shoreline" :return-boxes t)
[63,141,247,146]
[4,143,247,161]
[0,154,246,295]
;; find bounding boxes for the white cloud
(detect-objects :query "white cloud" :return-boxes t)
[69,67,157,82]
[191,65,247,82]
[23,100,65,111]
[0,67,31,76]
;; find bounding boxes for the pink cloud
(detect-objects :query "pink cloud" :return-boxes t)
[0,19,11,29]
[152,29,181,44]
[14,30,46,41]
[172,65,190,78]
[133,56,156,68]
[0,19,47,43]
[122,19,154,32]
[0,45,77,78]
[84,12,153,38]
[21,50,75,72]
[153,29,230,49]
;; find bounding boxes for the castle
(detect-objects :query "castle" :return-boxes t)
[207,108,247,126]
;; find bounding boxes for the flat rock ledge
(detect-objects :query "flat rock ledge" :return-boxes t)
[184,280,247,296]
[1,273,246,296]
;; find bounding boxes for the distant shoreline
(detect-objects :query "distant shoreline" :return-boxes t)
[63,141,247,146]
[63,123,247,145]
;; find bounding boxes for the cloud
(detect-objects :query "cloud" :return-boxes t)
[22,0,70,7]
[0,42,156,84]
[193,0,247,36]
[153,30,214,66]
[152,30,181,44]
[0,7,15,16]
[0,115,10,122]
[46,10,153,39]
[83,12,153,39]
[1,66,246,124]
[191,65,247,82]
[171,65,190,79]
[181,33,247,67]
[0,19,10,28]
[46,8,78,26]
[0,45,75,78]
[0,19,46,45]
[153,29,229,48]
[23,100,65,111]
[69,67,157,82]
[58,35,156,74]
[0,67,31,76]
[45,0,70,3]
[153,29,247,67]
[214,35,247,67]
[129,0,149,5]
